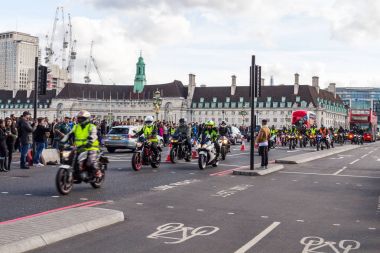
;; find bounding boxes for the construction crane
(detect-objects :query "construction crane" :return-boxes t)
[67,13,77,82]
[61,7,68,70]
[84,41,104,84]
[45,7,59,65]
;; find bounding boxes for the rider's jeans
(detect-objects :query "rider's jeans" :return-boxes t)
[86,150,99,171]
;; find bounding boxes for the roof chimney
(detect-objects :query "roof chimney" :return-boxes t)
[187,73,196,99]
[312,76,319,94]
[231,75,237,96]
[261,78,265,86]
[294,73,299,85]
[294,73,299,95]
[328,83,336,98]
[270,76,274,86]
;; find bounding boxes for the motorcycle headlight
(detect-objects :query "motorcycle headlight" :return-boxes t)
[222,140,228,144]
[61,151,71,160]
[136,142,143,148]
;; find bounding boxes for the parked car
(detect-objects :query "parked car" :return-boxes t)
[229,126,243,145]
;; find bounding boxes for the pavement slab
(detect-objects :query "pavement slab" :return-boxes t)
[0,207,124,253]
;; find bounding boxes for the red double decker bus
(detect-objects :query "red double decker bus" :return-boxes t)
[291,110,316,128]
[349,109,378,142]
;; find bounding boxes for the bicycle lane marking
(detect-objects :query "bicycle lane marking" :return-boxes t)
[234,222,281,253]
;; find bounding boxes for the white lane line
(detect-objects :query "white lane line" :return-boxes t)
[333,166,347,175]
[368,227,376,230]
[361,154,369,159]
[234,222,281,253]
[136,202,144,205]
[228,212,235,215]
[197,209,204,212]
[260,216,269,219]
[80,198,88,201]
[1,192,8,194]
[25,193,32,196]
[296,220,304,223]
[167,206,174,209]
[51,195,60,198]
[368,150,374,154]
[333,224,341,226]
[349,159,360,165]
[108,159,131,162]
[279,171,380,179]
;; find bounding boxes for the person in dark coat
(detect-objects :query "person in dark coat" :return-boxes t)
[17,111,35,169]
[0,119,9,172]
[5,117,17,171]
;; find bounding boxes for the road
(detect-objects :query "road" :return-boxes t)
[1,142,379,253]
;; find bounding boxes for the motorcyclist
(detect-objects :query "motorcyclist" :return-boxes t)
[174,118,192,155]
[200,120,220,159]
[62,110,101,177]
[218,120,231,152]
[135,116,159,160]
[319,124,329,146]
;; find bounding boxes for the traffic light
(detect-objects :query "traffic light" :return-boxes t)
[38,66,47,95]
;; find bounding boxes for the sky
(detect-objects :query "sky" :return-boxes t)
[1,0,380,88]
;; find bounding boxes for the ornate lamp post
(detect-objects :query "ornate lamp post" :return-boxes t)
[153,90,162,121]
[239,110,248,125]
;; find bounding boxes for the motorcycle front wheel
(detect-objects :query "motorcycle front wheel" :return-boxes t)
[221,147,226,160]
[198,154,207,170]
[132,152,143,171]
[56,168,74,195]
[170,147,178,163]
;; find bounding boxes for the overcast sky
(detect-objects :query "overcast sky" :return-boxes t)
[1,0,379,88]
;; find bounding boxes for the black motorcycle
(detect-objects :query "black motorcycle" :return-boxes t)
[288,134,297,150]
[219,136,230,160]
[170,134,191,163]
[132,137,162,171]
[56,146,108,195]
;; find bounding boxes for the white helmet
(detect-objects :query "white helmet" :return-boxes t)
[77,110,91,119]
[144,116,154,125]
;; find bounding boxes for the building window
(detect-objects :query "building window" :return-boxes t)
[239,97,244,103]
[281,96,286,102]
[213,97,217,103]
[226,97,230,103]
[296,96,300,102]
[200,97,204,103]
[267,97,272,102]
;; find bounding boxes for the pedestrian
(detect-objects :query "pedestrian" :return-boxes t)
[0,119,9,172]
[53,116,71,150]
[256,119,270,169]
[5,117,17,171]
[33,117,50,167]
[17,111,35,169]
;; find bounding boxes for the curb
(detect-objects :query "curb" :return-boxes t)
[275,145,361,164]
[0,207,124,253]
[233,164,284,176]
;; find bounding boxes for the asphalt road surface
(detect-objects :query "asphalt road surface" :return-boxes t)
[1,142,379,253]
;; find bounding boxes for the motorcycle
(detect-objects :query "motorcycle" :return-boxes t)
[197,137,219,170]
[170,134,191,163]
[309,134,316,147]
[55,145,108,195]
[219,136,230,160]
[336,133,345,145]
[288,134,297,150]
[352,134,364,145]
[298,134,308,148]
[280,133,287,146]
[132,137,162,171]
[269,135,276,149]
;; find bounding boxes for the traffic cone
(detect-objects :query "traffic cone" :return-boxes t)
[240,140,246,151]
[166,144,172,162]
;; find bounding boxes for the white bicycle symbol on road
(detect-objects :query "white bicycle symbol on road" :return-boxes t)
[300,236,360,253]
[147,223,219,244]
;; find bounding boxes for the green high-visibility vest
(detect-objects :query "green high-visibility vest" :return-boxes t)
[143,125,158,143]
[73,123,99,151]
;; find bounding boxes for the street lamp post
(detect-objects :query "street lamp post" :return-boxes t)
[222,110,225,121]
[153,90,162,121]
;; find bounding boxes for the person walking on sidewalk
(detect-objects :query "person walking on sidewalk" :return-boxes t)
[33,118,50,167]
[5,117,17,171]
[256,119,270,169]
[17,111,35,169]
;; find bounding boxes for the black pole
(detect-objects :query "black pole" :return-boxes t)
[250,55,256,170]
[33,57,38,120]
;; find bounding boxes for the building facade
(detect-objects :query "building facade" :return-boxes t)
[336,87,380,125]
[0,32,39,91]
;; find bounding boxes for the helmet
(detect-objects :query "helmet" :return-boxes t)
[144,116,154,126]
[205,120,215,127]
[179,118,187,125]
[220,120,227,127]
[77,110,91,125]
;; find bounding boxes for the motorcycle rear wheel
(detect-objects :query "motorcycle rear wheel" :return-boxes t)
[170,148,178,163]
[91,172,105,189]
[56,168,73,195]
